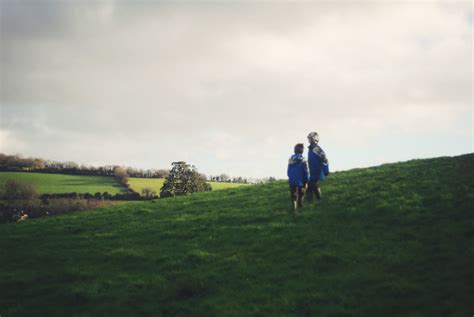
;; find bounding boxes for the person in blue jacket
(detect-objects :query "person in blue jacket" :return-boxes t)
[306,132,329,202]
[287,143,309,212]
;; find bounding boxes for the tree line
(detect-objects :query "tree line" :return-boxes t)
[208,174,249,184]
[0,153,170,178]
[0,153,256,183]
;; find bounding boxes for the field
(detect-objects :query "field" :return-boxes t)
[129,177,249,194]
[128,177,165,194]
[1,154,473,316]
[0,172,126,195]
[0,173,248,197]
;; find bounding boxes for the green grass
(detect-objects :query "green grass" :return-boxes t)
[128,177,249,194]
[208,181,250,190]
[128,177,166,194]
[0,172,127,195]
[1,154,473,316]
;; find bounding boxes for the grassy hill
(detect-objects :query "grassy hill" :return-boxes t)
[129,177,249,194]
[0,172,126,195]
[0,154,473,316]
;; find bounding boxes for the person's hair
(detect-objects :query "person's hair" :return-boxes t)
[294,143,304,154]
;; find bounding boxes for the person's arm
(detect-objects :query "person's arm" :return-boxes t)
[319,146,328,164]
[303,161,309,188]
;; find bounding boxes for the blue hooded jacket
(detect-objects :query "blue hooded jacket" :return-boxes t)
[287,154,309,187]
[308,144,328,181]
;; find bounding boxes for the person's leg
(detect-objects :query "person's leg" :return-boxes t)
[305,180,316,202]
[290,186,298,211]
[314,181,322,200]
[297,187,304,208]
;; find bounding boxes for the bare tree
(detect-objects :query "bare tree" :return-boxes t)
[113,166,129,187]
[2,180,39,200]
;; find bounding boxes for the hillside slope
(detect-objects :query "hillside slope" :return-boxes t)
[0,154,473,316]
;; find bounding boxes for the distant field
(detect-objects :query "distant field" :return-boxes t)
[128,178,165,194]
[129,177,249,194]
[208,181,250,190]
[0,172,126,194]
[0,173,249,196]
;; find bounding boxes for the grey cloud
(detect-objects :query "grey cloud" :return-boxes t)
[1,1,472,177]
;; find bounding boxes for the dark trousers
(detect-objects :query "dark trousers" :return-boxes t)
[290,186,305,210]
[305,180,321,202]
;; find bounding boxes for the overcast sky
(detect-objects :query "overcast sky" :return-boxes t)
[0,0,472,178]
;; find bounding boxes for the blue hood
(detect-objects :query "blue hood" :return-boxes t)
[288,153,305,165]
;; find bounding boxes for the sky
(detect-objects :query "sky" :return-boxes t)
[0,0,472,178]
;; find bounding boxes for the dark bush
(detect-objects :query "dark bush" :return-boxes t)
[38,191,143,202]
[111,192,141,200]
